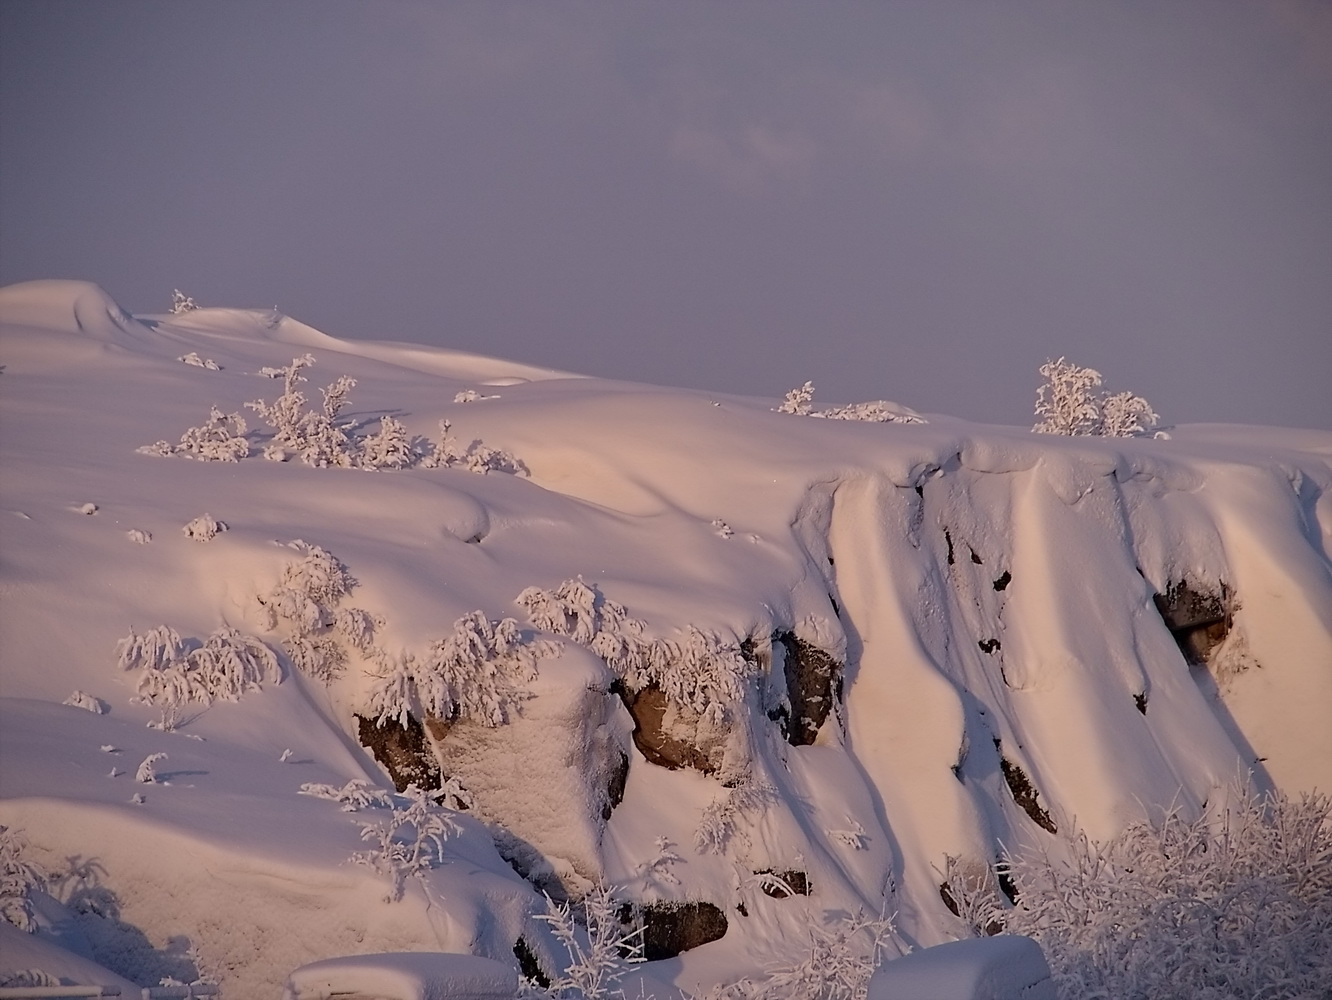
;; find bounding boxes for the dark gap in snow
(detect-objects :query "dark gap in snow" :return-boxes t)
[992,571,1011,592]
[637,901,728,961]
[1135,692,1148,715]
[970,548,983,565]
[944,529,955,565]
[993,739,1057,834]
[513,936,549,988]
[355,713,440,792]
[828,592,841,617]
[978,638,1001,655]
[1153,581,1233,667]
[603,751,629,820]
[755,869,810,898]
[996,867,1018,905]
[776,632,842,747]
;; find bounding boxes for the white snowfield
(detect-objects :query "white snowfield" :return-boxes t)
[1,280,1329,997]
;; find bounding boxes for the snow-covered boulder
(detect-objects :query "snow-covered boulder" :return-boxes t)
[867,935,1055,1000]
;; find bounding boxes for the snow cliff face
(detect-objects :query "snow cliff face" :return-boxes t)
[1,281,1329,994]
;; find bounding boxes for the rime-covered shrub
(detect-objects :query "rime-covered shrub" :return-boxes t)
[365,612,555,728]
[177,352,220,370]
[695,781,778,855]
[526,884,644,1000]
[1033,357,1159,438]
[418,419,525,475]
[246,355,358,468]
[62,690,106,713]
[182,513,227,541]
[968,783,1332,1000]
[0,826,45,933]
[349,786,461,902]
[516,579,756,722]
[256,540,378,682]
[139,406,249,462]
[775,381,925,425]
[117,625,280,729]
[170,289,198,315]
[359,415,414,470]
[299,778,396,812]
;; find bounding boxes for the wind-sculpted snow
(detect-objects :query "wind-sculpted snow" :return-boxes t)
[1,281,1329,996]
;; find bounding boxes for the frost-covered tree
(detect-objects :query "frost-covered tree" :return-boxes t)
[1033,358,1104,436]
[1099,389,1159,438]
[1033,358,1160,437]
[246,356,358,468]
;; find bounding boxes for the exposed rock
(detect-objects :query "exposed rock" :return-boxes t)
[994,739,1057,834]
[355,713,440,792]
[615,682,728,774]
[637,901,728,961]
[776,632,841,746]
[512,937,549,988]
[1154,581,1232,667]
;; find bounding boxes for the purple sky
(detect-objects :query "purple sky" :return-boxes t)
[3,1,1330,429]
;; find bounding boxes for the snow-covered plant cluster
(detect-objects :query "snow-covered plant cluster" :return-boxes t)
[246,355,359,468]
[776,382,926,425]
[0,825,46,933]
[139,407,250,462]
[526,884,644,1000]
[298,778,396,812]
[516,578,757,723]
[418,418,525,475]
[700,910,896,1000]
[117,625,280,730]
[182,513,227,541]
[365,612,555,728]
[170,289,198,315]
[256,540,378,682]
[349,786,461,902]
[632,836,683,895]
[62,689,106,713]
[1033,357,1159,437]
[963,782,1332,1000]
[136,752,168,783]
[177,351,220,370]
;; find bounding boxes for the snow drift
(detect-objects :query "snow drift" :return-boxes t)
[1,280,1329,996]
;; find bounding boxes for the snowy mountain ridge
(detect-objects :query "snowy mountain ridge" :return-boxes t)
[1,280,1329,997]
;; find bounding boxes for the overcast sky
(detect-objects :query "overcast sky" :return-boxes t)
[3,1,1330,428]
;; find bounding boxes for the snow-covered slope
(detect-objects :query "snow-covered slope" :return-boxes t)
[2,281,1329,996]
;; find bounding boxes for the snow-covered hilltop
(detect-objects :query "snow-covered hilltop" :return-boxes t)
[2,281,1329,997]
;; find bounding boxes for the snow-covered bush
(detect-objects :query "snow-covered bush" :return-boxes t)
[526,884,644,999]
[419,418,525,475]
[299,778,396,812]
[365,612,555,728]
[117,624,280,729]
[778,381,816,416]
[139,407,249,462]
[246,355,358,468]
[633,837,683,895]
[256,540,377,682]
[136,752,167,783]
[62,690,106,713]
[350,786,460,902]
[127,528,152,544]
[359,415,414,470]
[170,289,198,315]
[177,351,220,370]
[516,579,756,723]
[775,382,926,425]
[965,782,1332,1000]
[0,825,45,932]
[1033,358,1159,437]
[182,513,228,541]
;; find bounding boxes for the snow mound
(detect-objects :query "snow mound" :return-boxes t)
[284,951,516,1000]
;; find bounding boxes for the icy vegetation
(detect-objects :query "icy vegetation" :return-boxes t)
[2,280,1330,997]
